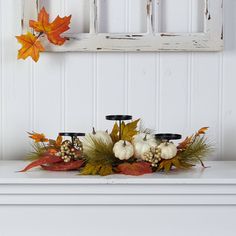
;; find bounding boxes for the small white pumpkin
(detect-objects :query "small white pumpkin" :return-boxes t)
[90,128,113,145]
[113,140,134,160]
[158,142,177,160]
[132,133,157,160]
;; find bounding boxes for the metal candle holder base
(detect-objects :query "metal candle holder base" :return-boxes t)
[59,132,85,146]
[155,133,182,142]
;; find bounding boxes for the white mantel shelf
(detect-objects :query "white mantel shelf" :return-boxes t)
[1,161,236,205]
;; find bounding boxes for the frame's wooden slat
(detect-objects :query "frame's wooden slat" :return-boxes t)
[90,0,98,34]
[153,0,161,33]
[204,0,210,32]
[22,0,39,33]
[147,0,154,34]
[22,0,224,52]
[205,0,223,40]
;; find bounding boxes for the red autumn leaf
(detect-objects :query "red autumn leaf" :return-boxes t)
[19,154,62,172]
[117,162,152,176]
[30,7,71,45]
[177,135,193,150]
[41,160,84,171]
[16,32,45,62]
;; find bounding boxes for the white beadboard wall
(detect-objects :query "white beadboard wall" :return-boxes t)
[0,0,235,160]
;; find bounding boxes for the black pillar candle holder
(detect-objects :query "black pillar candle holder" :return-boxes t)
[106,115,132,140]
[59,132,85,146]
[155,133,182,142]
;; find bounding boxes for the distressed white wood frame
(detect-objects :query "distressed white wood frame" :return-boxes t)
[21,0,223,52]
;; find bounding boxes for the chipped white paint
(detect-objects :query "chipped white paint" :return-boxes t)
[22,0,223,52]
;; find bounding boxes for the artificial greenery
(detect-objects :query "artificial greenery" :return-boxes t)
[83,135,116,165]
[22,120,213,176]
[179,136,213,167]
[81,135,117,176]
[26,142,46,161]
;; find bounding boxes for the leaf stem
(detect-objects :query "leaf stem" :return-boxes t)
[36,32,44,39]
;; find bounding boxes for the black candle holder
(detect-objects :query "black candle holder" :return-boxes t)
[106,115,132,140]
[59,132,85,146]
[155,133,182,142]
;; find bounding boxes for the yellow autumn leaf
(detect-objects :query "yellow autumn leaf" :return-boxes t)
[110,119,140,142]
[158,156,192,172]
[172,157,186,169]
[110,122,119,143]
[81,163,113,176]
[164,160,172,172]
[121,119,140,142]
[100,165,113,176]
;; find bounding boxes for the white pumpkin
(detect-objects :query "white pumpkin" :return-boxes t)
[82,128,113,153]
[132,133,157,160]
[113,140,134,160]
[90,128,113,145]
[158,142,177,160]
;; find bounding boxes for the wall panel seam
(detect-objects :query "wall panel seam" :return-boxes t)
[30,62,35,133]
[61,56,66,131]
[187,0,193,131]
[124,0,130,114]
[155,53,160,131]
[124,54,129,114]
[187,54,193,131]
[157,53,161,131]
[218,52,224,160]
[93,53,98,129]
[0,0,3,160]
[61,0,66,131]
[156,0,161,131]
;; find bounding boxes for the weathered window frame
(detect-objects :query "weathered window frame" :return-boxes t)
[22,0,223,52]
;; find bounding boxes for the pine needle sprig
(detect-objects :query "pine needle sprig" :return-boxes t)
[179,135,213,167]
[83,135,116,166]
[81,135,117,176]
[26,142,46,161]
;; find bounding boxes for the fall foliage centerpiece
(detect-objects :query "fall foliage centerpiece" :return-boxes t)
[20,115,212,176]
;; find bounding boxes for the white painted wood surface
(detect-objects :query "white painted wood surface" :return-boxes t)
[1,161,236,205]
[0,0,235,161]
[22,0,223,52]
[1,161,236,236]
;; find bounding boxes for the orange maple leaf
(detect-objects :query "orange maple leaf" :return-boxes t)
[178,127,209,150]
[30,7,71,46]
[55,135,63,147]
[117,162,152,176]
[16,32,45,62]
[28,132,49,143]
[197,127,209,135]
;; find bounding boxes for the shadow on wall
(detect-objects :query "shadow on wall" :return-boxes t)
[224,0,236,51]
[222,0,236,160]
